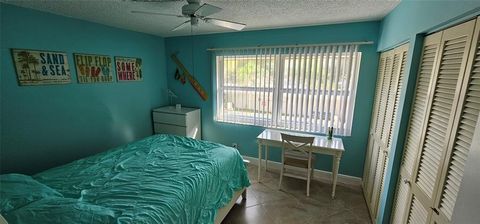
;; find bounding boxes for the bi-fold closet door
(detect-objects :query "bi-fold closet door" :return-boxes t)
[391,17,480,224]
[363,43,409,220]
[390,32,442,224]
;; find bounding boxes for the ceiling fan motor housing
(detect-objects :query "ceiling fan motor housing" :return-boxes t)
[190,17,199,26]
[182,3,200,16]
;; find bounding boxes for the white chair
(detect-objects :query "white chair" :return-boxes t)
[278,133,315,196]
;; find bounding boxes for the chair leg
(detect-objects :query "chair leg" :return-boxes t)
[278,164,284,189]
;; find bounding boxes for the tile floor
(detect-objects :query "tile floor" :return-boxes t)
[222,164,372,224]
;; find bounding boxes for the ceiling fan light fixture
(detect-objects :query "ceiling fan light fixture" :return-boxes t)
[134,0,247,33]
[190,17,199,26]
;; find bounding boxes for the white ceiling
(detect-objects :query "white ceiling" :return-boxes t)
[3,0,400,37]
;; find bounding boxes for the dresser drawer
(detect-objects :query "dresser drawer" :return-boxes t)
[153,123,186,136]
[152,112,186,126]
[152,106,201,139]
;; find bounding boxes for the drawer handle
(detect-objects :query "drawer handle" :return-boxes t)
[430,207,439,215]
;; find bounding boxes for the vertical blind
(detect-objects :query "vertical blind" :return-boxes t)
[214,44,362,136]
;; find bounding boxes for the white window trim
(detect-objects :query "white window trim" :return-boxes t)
[213,44,361,136]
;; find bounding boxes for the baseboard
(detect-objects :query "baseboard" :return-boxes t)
[243,155,362,186]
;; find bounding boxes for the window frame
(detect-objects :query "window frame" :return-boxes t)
[213,48,361,136]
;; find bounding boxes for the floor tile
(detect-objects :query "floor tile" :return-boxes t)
[222,164,372,224]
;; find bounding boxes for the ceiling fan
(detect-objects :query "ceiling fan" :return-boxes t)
[131,0,246,32]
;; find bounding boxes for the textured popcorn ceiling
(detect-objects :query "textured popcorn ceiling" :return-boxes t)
[3,0,400,37]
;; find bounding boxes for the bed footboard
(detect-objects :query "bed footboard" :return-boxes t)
[214,188,246,224]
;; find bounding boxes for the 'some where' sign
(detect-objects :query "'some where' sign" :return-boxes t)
[115,56,142,82]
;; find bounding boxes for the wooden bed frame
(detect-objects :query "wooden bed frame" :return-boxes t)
[0,214,7,224]
[214,188,246,224]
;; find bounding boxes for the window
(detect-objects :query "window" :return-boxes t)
[214,44,361,136]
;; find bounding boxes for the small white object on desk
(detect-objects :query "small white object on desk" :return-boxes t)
[152,106,201,139]
[256,129,344,199]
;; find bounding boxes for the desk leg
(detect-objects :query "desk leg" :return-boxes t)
[265,145,269,171]
[331,154,341,199]
[257,143,262,183]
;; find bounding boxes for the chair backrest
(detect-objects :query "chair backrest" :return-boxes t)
[281,133,315,155]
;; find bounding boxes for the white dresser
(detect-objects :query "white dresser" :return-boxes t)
[152,106,201,139]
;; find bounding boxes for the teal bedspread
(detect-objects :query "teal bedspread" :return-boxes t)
[1,134,250,224]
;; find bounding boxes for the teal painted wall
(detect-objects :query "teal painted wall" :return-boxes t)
[378,0,480,51]
[165,22,381,177]
[376,1,480,223]
[0,4,168,174]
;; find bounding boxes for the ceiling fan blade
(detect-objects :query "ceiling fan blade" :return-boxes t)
[194,3,222,17]
[172,20,191,31]
[131,10,184,18]
[204,18,246,31]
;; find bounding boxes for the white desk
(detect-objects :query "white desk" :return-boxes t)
[256,129,345,199]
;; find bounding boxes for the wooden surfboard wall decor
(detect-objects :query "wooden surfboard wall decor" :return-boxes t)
[171,54,208,101]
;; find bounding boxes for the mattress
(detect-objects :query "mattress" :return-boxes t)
[1,134,250,223]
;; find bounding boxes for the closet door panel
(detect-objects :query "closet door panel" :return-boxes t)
[370,145,388,217]
[391,177,411,224]
[375,44,409,218]
[403,33,442,178]
[363,55,387,196]
[364,44,409,220]
[366,51,394,207]
[368,50,396,217]
[407,196,430,224]
[365,136,379,203]
[434,17,480,223]
[374,52,394,137]
[388,46,409,151]
[382,52,400,144]
[392,33,442,224]
[410,19,476,222]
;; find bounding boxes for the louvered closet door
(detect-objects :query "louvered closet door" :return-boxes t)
[366,50,394,217]
[363,53,388,200]
[365,51,392,204]
[377,43,409,218]
[407,19,476,224]
[371,43,410,218]
[431,17,480,224]
[391,33,442,224]
[370,47,399,215]
[363,55,386,191]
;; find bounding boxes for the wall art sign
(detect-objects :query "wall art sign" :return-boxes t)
[115,57,142,81]
[11,49,71,86]
[74,53,113,83]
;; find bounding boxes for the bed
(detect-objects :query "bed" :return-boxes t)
[0,134,250,223]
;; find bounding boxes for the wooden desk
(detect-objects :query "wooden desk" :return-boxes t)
[256,129,345,199]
